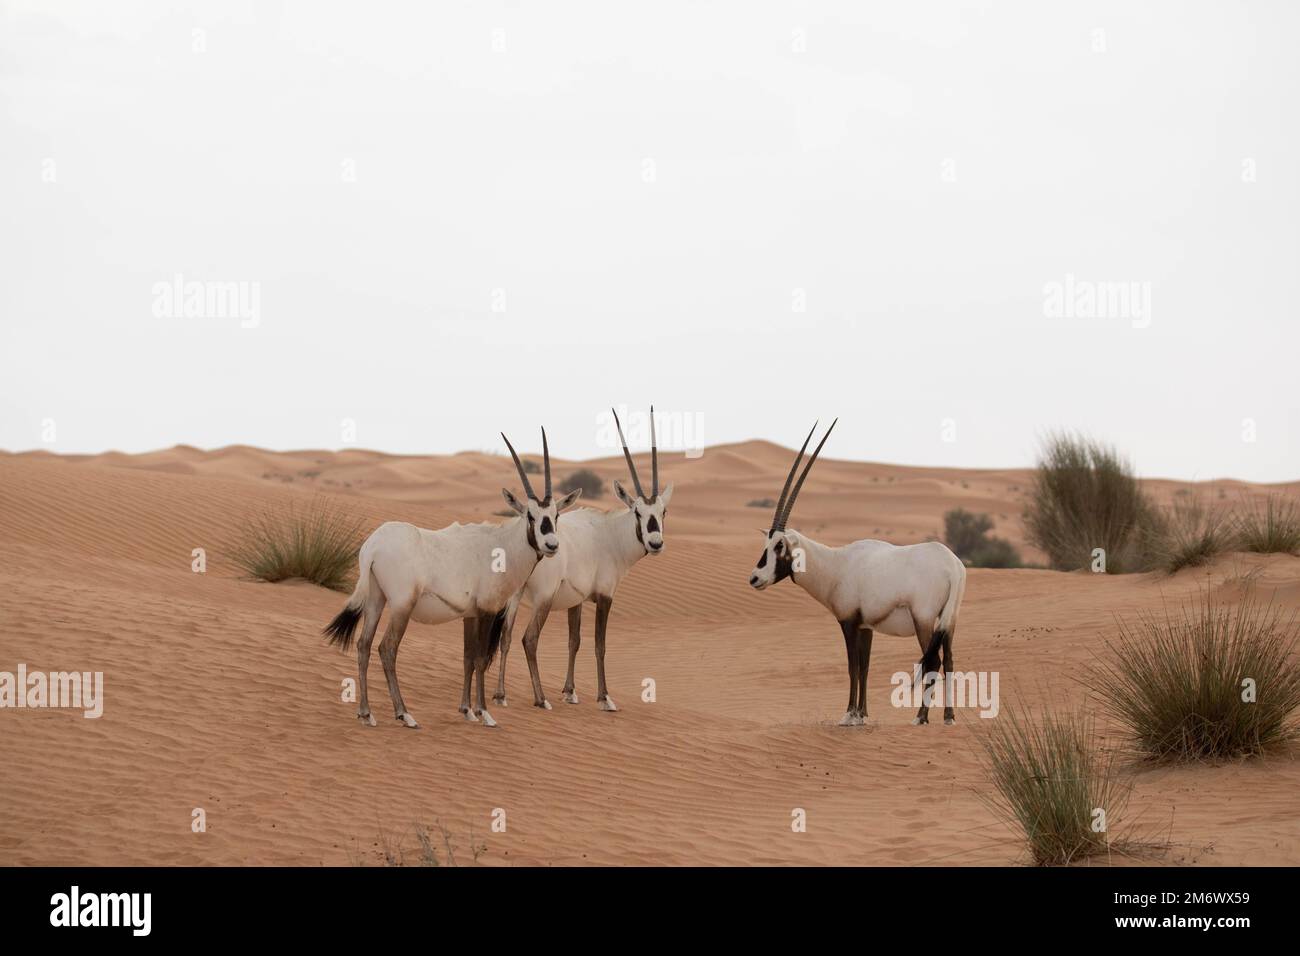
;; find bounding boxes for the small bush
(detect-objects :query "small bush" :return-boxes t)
[522,458,541,475]
[1024,433,1159,573]
[747,497,777,508]
[978,708,1132,866]
[230,499,364,592]
[944,508,1022,568]
[1145,493,1231,574]
[1234,495,1300,555]
[559,468,604,498]
[1085,594,1300,762]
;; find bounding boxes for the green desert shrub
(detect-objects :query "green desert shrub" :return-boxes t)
[559,468,604,498]
[944,508,1022,568]
[230,499,364,592]
[1145,493,1231,574]
[1085,595,1300,762]
[1023,433,1159,573]
[1234,495,1300,555]
[977,708,1132,866]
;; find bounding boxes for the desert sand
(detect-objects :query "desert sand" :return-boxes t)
[1,442,1297,866]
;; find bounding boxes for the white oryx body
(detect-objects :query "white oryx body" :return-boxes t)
[749,422,967,726]
[324,428,578,729]
[495,406,671,711]
[773,534,965,640]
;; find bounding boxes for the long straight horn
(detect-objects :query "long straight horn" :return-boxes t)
[542,426,552,501]
[611,407,645,499]
[771,422,818,531]
[776,418,837,531]
[501,432,536,500]
[650,405,659,497]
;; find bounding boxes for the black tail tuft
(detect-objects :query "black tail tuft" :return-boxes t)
[914,629,947,687]
[485,608,508,660]
[324,603,362,652]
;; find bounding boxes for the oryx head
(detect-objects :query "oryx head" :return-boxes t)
[749,419,836,590]
[501,427,581,559]
[611,406,674,556]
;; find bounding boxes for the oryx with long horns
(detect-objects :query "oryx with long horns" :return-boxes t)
[493,406,672,712]
[324,428,581,728]
[747,421,966,726]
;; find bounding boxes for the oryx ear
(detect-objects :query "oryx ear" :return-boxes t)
[555,487,582,512]
[613,479,637,510]
[658,483,674,509]
[501,488,528,515]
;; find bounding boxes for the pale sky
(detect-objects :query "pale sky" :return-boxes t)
[2,1,1297,481]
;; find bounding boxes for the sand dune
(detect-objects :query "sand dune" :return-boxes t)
[1,443,1297,866]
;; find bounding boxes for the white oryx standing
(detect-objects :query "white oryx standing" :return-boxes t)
[324,428,581,729]
[747,421,966,726]
[493,407,672,712]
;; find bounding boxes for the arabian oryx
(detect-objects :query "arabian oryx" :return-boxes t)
[324,428,581,728]
[493,407,672,712]
[747,421,966,726]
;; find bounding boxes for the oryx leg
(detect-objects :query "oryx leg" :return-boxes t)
[941,628,956,725]
[354,577,386,727]
[594,595,617,711]
[377,602,418,728]
[838,619,859,726]
[492,591,522,706]
[912,615,936,726]
[562,604,581,704]
[472,612,499,728]
[856,627,873,723]
[521,600,553,709]
[459,617,479,722]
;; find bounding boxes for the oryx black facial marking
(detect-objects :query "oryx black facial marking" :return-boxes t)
[501,431,576,560]
[748,420,836,590]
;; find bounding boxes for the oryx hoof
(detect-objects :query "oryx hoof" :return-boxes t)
[358,712,377,727]
[396,712,419,729]
[478,709,498,728]
[912,716,929,726]
[493,694,508,707]
[562,691,579,705]
[944,717,956,726]
[536,699,553,710]
[599,696,618,712]
[838,712,857,727]
[462,708,480,723]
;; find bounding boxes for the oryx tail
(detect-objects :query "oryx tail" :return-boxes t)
[323,542,376,652]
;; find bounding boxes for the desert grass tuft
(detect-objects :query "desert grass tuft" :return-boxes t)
[1023,433,1159,573]
[1085,594,1300,762]
[230,498,364,592]
[1234,495,1300,555]
[1145,492,1232,574]
[977,707,1135,866]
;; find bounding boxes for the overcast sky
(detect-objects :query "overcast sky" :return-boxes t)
[2,1,1297,481]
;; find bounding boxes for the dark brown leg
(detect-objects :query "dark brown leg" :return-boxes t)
[522,601,553,708]
[378,603,417,727]
[473,612,498,727]
[942,629,956,724]
[856,628,873,720]
[912,615,935,725]
[838,619,859,725]
[492,595,520,705]
[460,616,478,721]
[562,605,581,704]
[594,595,617,711]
